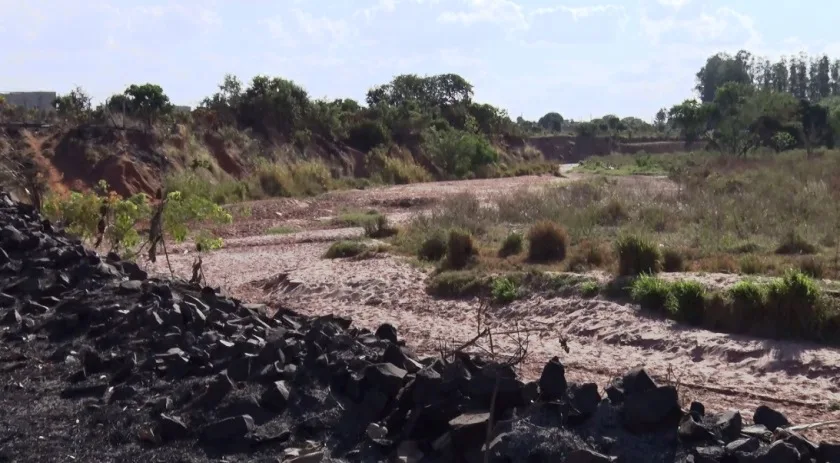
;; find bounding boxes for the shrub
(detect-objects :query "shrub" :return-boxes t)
[363,214,398,238]
[662,248,685,272]
[254,161,332,198]
[491,277,520,304]
[703,292,734,332]
[498,232,524,258]
[764,270,823,339]
[729,280,768,333]
[324,240,366,259]
[527,220,568,262]
[616,235,661,276]
[347,119,391,152]
[739,255,765,275]
[798,256,825,279]
[776,230,818,255]
[567,240,612,271]
[445,229,477,269]
[580,281,600,298]
[334,210,381,227]
[630,275,676,313]
[596,198,629,226]
[427,271,485,299]
[422,128,499,179]
[670,281,706,326]
[376,156,432,185]
[418,232,447,262]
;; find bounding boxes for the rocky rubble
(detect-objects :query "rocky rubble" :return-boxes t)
[0,191,838,463]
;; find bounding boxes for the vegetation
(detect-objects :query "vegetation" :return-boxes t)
[418,233,447,262]
[445,229,477,270]
[491,277,521,304]
[527,221,568,262]
[616,235,662,276]
[323,240,368,259]
[498,232,524,258]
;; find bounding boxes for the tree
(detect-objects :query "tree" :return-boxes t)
[668,100,711,145]
[817,55,832,100]
[772,57,789,93]
[239,75,311,138]
[53,86,92,124]
[123,83,173,129]
[695,51,752,102]
[654,109,668,132]
[537,112,564,132]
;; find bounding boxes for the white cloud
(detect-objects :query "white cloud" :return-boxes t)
[657,0,690,10]
[640,7,761,49]
[532,5,625,22]
[438,0,528,31]
[292,9,356,43]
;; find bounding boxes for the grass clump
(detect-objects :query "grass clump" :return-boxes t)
[630,275,676,313]
[426,271,486,299]
[254,160,332,198]
[491,277,521,304]
[616,235,661,276]
[797,256,825,279]
[595,198,629,226]
[776,230,818,255]
[374,156,433,185]
[418,232,447,262]
[567,240,613,272]
[764,270,823,339]
[580,280,601,298]
[333,210,381,227]
[363,214,398,238]
[728,280,768,333]
[527,220,568,262]
[498,232,524,258]
[739,255,765,275]
[662,248,685,272]
[267,226,296,235]
[670,281,706,326]
[445,229,477,270]
[324,240,367,259]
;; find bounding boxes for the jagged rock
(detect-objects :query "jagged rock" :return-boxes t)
[363,363,407,399]
[0,292,15,307]
[195,372,234,408]
[715,410,742,442]
[201,415,255,442]
[775,429,818,459]
[157,414,189,441]
[108,385,137,403]
[755,440,800,462]
[375,323,398,344]
[538,356,568,401]
[693,446,725,462]
[690,401,705,418]
[448,413,490,459]
[819,441,840,463]
[726,437,760,454]
[260,380,291,413]
[569,383,601,418]
[621,386,680,433]
[679,415,715,442]
[753,405,790,432]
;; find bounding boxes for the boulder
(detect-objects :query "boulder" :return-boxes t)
[201,415,255,442]
[621,386,680,433]
[538,356,568,401]
[753,405,790,432]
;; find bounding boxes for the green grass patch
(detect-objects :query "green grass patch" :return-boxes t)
[267,226,297,235]
[324,240,368,259]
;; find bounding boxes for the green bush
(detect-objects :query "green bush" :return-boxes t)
[580,281,600,298]
[739,255,765,275]
[422,127,499,179]
[527,221,568,262]
[498,232,524,258]
[324,240,366,259]
[254,160,332,198]
[445,229,477,269]
[426,271,485,299]
[630,275,676,313]
[363,214,398,238]
[347,119,391,152]
[764,270,823,339]
[418,232,447,262]
[616,235,662,276]
[491,277,520,304]
[662,248,685,272]
[728,280,768,333]
[670,281,706,325]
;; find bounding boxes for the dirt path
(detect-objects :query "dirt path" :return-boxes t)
[146,172,840,442]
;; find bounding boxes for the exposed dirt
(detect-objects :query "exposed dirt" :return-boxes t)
[145,172,840,443]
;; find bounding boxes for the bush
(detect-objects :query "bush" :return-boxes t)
[739,255,765,275]
[527,221,568,262]
[333,210,381,227]
[324,240,366,259]
[764,270,823,339]
[596,198,629,226]
[422,128,499,179]
[670,281,706,325]
[445,229,477,269]
[662,248,685,272]
[776,230,818,255]
[630,275,676,313]
[254,161,332,198]
[376,156,432,185]
[498,232,524,258]
[363,214,398,238]
[567,240,612,271]
[418,232,447,262]
[347,119,391,152]
[616,235,661,276]
[427,271,485,299]
[491,277,520,304]
[798,256,825,279]
[580,281,600,298]
[729,280,768,333]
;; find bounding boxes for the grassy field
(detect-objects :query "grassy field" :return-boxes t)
[387,149,840,345]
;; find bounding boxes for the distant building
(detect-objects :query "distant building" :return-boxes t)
[0,91,57,112]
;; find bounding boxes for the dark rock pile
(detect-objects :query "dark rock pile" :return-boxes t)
[0,191,838,463]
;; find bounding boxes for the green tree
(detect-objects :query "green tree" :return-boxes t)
[537,112,564,132]
[772,57,789,93]
[53,86,92,123]
[695,51,752,102]
[817,55,832,100]
[654,108,668,132]
[239,75,311,138]
[668,100,711,145]
[123,83,173,128]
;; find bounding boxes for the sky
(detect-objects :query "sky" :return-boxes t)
[1,0,839,121]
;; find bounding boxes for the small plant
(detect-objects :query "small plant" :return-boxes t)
[491,277,520,304]
[670,281,706,326]
[364,214,398,238]
[580,280,600,298]
[567,240,613,271]
[776,230,818,255]
[729,280,768,333]
[630,275,676,313]
[418,232,447,262]
[739,255,765,275]
[267,226,296,235]
[426,271,485,299]
[764,270,823,339]
[498,232,524,258]
[662,248,685,272]
[527,220,568,262]
[445,229,477,270]
[616,235,662,276]
[798,256,825,279]
[333,210,381,227]
[596,198,629,226]
[324,240,367,259]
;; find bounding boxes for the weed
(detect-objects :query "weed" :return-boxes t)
[662,248,685,272]
[671,281,706,326]
[333,210,381,227]
[498,232,524,258]
[596,198,629,226]
[630,275,676,313]
[426,271,486,299]
[267,226,296,235]
[527,220,568,262]
[776,230,818,255]
[324,241,367,259]
[739,255,765,275]
[567,240,613,272]
[764,270,823,339]
[418,232,447,262]
[728,280,768,333]
[445,229,477,270]
[580,281,600,298]
[616,235,661,276]
[491,277,520,304]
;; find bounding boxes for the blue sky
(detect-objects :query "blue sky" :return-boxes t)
[1,0,838,121]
